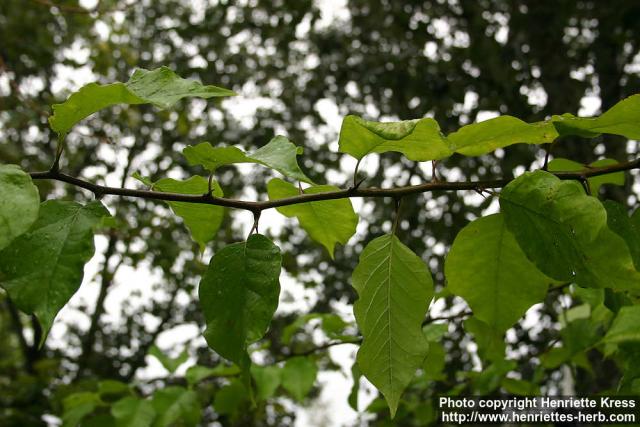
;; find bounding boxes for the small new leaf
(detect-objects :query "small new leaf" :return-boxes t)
[148,345,189,374]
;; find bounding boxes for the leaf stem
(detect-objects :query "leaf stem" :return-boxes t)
[391,197,404,235]
[352,158,362,187]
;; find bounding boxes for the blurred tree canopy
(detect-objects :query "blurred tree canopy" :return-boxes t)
[1,0,640,425]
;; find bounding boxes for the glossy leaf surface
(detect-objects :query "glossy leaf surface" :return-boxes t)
[198,234,281,367]
[0,200,109,340]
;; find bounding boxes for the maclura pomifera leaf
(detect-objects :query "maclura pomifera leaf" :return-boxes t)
[338,94,640,164]
[198,234,282,368]
[500,170,640,290]
[548,157,625,195]
[0,164,40,251]
[133,173,225,251]
[49,66,236,138]
[183,135,313,184]
[266,178,358,258]
[445,213,552,333]
[0,200,110,343]
[552,95,640,139]
[351,234,433,418]
[338,115,452,161]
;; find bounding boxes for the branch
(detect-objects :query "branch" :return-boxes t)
[4,298,36,373]
[29,157,640,212]
[75,233,119,377]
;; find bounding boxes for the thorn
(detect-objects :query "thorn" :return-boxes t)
[348,177,366,193]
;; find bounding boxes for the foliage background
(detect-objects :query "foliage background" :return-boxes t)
[1,0,640,425]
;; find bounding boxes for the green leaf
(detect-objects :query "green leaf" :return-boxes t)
[183,144,252,172]
[445,214,552,332]
[62,392,102,427]
[148,345,189,374]
[214,380,249,415]
[602,306,640,345]
[250,364,281,401]
[552,95,640,140]
[198,234,282,367]
[281,356,317,402]
[351,234,434,417]
[281,313,350,344]
[500,170,640,290]
[111,397,156,427]
[151,386,200,427]
[471,359,516,394]
[422,342,446,381]
[548,158,625,194]
[348,362,361,411]
[184,135,312,183]
[464,316,506,362]
[501,378,539,396]
[338,115,452,161]
[98,380,132,402]
[184,364,240,386]
[0,164,40,251]
[422,323,448,342]
[250,136,312,183]
[267,178,358,258]
[281,313,321,344]
[602,201,640,270]
[151,176,224,251]
[0,200,110,341]
[448,116,558,156]
[49,66,235,138]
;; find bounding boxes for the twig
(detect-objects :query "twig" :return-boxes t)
[28,157,640,212]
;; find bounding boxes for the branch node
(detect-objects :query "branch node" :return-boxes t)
[348,177,366,193]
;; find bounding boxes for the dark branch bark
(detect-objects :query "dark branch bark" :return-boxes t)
[29,157,640,212]
[4,298,36,373]
[75,233,119,377]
